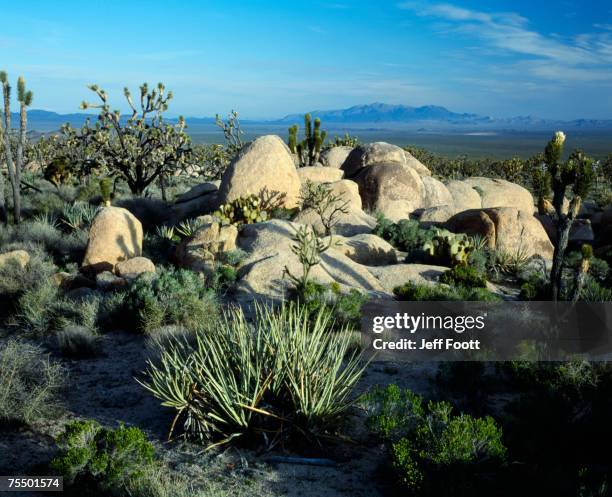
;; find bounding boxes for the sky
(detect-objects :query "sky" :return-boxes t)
[1,0,611,120]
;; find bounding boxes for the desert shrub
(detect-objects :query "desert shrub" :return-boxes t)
[141,303,366,445]
[123,450,266,497]
[60,201,100,231]
[121,268,218,333]
[565,251,609,283]
[373,215,433,254]
[439,264,487,288]
[298,180,349,235]
[578,276,612,302]
[362,385,506,496]
[18,277,60,335]
[0,339,66,425]
[0,247,56,299]
[394,282,500,302]
[497,361,612,493]
[5,217,85,263]
[519,272,550,300]
[291,280,367,330]
[56,325,102,359]
[51,420,155,495]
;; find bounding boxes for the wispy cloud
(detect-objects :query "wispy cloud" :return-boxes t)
[398,1,612,82]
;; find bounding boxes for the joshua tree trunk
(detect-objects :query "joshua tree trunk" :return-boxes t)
[0,117,7,224]
[13,103,27,223]
[550,198,581,301]
[1,84,18,224]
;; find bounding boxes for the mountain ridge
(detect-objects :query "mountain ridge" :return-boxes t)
[10,104,612,131]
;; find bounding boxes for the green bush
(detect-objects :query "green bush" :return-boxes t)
[56,325,102,359]
[51,420,155,495]
[0,339,66,425]
[121,268,218,333]
[373,215,433,254]
[140,302,366,445]
[439,264,487,288]
[394,282,500,302]
[292,280,368,330]
[362,385,506,496]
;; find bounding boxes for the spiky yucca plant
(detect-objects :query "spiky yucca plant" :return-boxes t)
[139,303,366,447]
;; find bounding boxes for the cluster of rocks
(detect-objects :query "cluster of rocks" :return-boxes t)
[35,135,606,304]
[76,206,155,291]
[157,136,569,303]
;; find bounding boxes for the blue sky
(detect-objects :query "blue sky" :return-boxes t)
[1,0,611,119]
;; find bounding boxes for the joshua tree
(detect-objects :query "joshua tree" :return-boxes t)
[215,110,244,156]
[288,113,327,167]
[0,71,33,223]
[534,131,595,300]
[79,82,191,196]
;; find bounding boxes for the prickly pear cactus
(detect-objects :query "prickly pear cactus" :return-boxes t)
[422,229,473,266]
[214,194,269,225]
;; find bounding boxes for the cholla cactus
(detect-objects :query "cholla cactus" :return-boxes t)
[287,113,327,167]
[423,229,473,266]
[538,131,595,300]
[0,71,33,223]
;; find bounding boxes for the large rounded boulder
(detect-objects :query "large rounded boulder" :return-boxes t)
[319,146,353,169]
[297,166,344,184]
[420,176,454,208]
[445,180,482,212]
[446,207,554,259]
[461,177,535,214]
[218,135,301,208]
[353,163,425,222]
[235,220,386,303]
[292,179,376,236]
[404,150,431,176]
[82,207,143,273]
[342,142,407,178]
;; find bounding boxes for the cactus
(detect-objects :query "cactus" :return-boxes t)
[99,178,112,206]
[422,229,473,267]
[288,125,298,154]
[287,113,328,167]
[214,194,269,226]
[0,71,33,224]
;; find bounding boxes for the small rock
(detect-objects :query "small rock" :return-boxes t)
[53,272,96,290]
[115,257,156,281]
[96,271,128,291]
[0,250,29,269]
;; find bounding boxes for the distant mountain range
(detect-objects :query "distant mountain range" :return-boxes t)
[278,103,484,124]
[12,104,612,132]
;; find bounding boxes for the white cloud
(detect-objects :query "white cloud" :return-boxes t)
[398,1,612,82]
